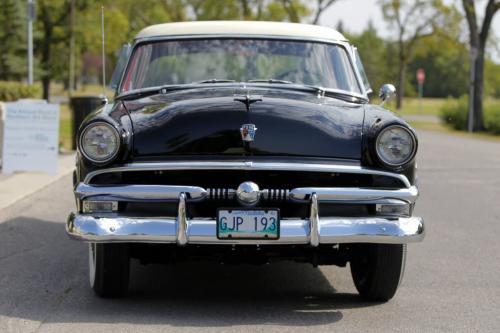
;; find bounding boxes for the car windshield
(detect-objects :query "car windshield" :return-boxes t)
[120,38,362,95]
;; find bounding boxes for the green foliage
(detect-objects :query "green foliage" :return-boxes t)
[409,35,469,98]
[484,103,500,134]
[439,96,468,130]
[440,96,500,134]
[485,61,500,99]
[0,0,27,80]
[0,81,40,101]
[348,22,395,93]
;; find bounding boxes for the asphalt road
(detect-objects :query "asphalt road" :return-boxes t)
[1,130,499,333]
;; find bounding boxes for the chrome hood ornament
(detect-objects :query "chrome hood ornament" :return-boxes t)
[240,124,258,142]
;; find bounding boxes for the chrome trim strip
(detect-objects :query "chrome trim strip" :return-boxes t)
[309,193,320,247]
[290,186,418,204]
[76,183,207,201]
[83,161,411,188]
[176,193,188,246]
[66,213,425,245]
[76,183,417,204]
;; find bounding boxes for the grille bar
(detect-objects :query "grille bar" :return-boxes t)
[206,188,290,201]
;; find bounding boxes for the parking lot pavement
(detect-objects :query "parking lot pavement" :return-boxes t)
[0,153,75,211]
[0,130,499,333]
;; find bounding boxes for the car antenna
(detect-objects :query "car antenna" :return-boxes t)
[101,6,108,104]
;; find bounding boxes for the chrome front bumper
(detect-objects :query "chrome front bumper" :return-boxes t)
[67,161,425,245]
[66,213,424,245]
[67,186,424,245]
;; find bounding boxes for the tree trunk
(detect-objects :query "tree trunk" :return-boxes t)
[472,47,485,131]
[41,37,51,101]
[40,8,53,101]
[462,0,499,132]
[42,76,50,101]
[396,57,406,110]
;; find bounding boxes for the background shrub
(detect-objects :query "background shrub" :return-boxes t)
[0,81,40,102]
[440,96,500,134]
[439,95,468,130]
[484,103,500,134]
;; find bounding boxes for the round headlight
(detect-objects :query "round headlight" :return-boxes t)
[80,122,120,163]
[375,125,416,167]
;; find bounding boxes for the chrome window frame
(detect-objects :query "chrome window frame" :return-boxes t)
[351,46,373,95]
[115,34,369,101]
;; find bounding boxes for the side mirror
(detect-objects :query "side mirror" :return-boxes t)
[379,84,396,106]
[100,95,109,106]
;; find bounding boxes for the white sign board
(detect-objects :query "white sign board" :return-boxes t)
[2,100,60,174]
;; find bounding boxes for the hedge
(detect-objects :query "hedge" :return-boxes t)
[440,96,500,134]
[0,81,40,102]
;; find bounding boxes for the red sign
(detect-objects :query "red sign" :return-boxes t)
[417,68,425,84]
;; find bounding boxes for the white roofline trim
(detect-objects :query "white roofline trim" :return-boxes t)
[135,21,347,42]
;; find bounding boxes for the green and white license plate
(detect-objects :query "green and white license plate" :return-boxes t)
[217,209,280,239]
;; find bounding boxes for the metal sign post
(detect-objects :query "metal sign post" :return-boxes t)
[27,0,35,86]
[468,47,478,133]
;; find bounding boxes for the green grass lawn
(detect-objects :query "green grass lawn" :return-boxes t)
[408,120,500,142]
[385,97,445,117]
[59,104,72,150]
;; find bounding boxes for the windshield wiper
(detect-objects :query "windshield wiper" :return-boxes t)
[247,79,293,84]
[247,80,367,103]
[193,79,236,84]
[306,85,368,103]
[116,84,194,100]
[116,80,240,101]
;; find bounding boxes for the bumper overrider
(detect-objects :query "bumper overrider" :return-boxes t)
[66,162,425,246]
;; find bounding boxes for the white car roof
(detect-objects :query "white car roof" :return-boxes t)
[135,21,347,42]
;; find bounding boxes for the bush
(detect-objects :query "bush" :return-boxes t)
[440,95,500,134]
[0,81,40,102]
[439,95,468,130]
[484,103,500,134]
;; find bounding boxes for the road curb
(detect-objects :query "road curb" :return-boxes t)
[0,153,75,212]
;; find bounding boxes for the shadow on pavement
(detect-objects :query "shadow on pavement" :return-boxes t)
[0,216,379,328]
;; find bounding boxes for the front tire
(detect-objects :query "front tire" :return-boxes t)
[350,244,406,302]
[89,243,130,298]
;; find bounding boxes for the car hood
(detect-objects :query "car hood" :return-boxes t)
[123,87,365,160]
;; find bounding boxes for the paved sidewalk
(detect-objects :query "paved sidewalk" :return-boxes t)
[0,153,75,211]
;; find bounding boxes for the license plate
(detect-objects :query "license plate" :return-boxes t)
[217,209,280,239]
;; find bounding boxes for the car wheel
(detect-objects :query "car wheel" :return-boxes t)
[350,243,406,302]
[89,243,130,297]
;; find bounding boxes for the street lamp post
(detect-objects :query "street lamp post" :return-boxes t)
[27,0,35,86]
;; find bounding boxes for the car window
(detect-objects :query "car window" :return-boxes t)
[121,39,362,94]
[353,47,371,93]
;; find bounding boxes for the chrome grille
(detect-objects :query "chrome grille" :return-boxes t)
[207,188,290,201]
[208,188,234,200]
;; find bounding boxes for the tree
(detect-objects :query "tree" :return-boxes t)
[409,35,469,98]
[348,22,396,94]
[311,0,340,24]
[462,0,500,131]
[380,0,447,109]
[31,0,318,99]
[36,0,74,100]
[0,0,27,81]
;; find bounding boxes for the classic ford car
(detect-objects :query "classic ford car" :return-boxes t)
[66,21,424,301]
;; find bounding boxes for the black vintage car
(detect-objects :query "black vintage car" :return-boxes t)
[66,21,424,301]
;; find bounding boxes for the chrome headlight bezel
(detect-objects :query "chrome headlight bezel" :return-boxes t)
[79,121,121,164]
[375,125,417,168]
